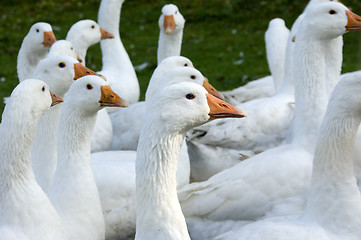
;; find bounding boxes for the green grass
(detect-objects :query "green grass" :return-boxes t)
[0,0,361,116]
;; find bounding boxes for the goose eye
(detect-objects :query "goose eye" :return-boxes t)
[91,25,95,29]
[58,62,66,68]
[329,10,336,14]
[186,93,195,100]
[191,75,196,80]
[87,84,93,90]
[184,63,188,66]
[42,86,45,92]
[36,29,39,33]
[71,47,73,50]
[175,11,178,14]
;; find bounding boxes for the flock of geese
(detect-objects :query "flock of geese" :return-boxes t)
[1,0,361,239]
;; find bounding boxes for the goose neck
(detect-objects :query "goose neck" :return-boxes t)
[97,0,122,39]
[157,31,183,65]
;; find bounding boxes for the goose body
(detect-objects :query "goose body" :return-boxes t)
[157,4,185,65]
[17,22,56,82]
[135,82,245,240]
[214,71,361,240]
[0,79,66,240]
[97,0,140,104]
[31,55,97,192]
[178,4,361,238]
[48,76,127,240]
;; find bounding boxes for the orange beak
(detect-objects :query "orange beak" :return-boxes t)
[50,91,63,107]
[207,93,247,120]
[99,85,128,107]
[345,10,361,31]
[100,27,115,40]
[203,79,224,100]
[73,63,98,80]
[164,15,176,34]
[43,31,57,47]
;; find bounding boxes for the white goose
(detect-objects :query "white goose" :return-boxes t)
[186,18,294,181]
[97,0,140,104]
[66,19,114,66]
[0,79,66,240]
[31,55,98,192]
[110,56,222,151]
[17,22,57,82]
[135,82,245,240]
[214,71,361,240]
[91,65,228,239]
[48,76,128,240]
[221,18,289,105]
[48,39,82,63]
[157,3,185,65]
[178,4,361,239]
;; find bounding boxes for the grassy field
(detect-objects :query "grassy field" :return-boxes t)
[0,0,361,116]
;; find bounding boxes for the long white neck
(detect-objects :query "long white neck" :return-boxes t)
[0,105,67,240]
[157,30,183,65]
[17,41,48,82]
[31,104,62,192]
[136,119,190,240]
[97,0,139,104]
[48,106,105,239]
[324,36,343,97]
[291,38,329,151]
[304,100,361,237]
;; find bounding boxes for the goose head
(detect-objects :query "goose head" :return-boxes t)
[33,55,98,97]
[159,4,185,34]
[8,79,63,120]
[158,67,224,100]
[66,19,114,48]
[23,22,56,51]
[301,2,361,40]
[63,75,128,115]
[147,82,246,133]
[48,40,83,63]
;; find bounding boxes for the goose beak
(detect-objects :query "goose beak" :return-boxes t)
[99,85,128,107]
[203,79,225,100]
[207,93,247,120]
[50,91,63,107]
[42,31,57,47]
[164,15,176,34]
[73,63,98,80]
[345,10,361,31]
[100,27,115,40]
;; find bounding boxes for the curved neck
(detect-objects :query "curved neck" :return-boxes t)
[324,36,343,97]
[98,0,122,39]
[17,41,48,82]
[157,31,183,65]
[31,105,62,192]
[304,103,361,235]
[135,119,190,240]
[291,38,329,151]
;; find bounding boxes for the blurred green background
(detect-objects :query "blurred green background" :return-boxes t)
[0,0,361,115]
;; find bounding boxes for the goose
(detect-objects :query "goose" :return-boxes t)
[17,22,57,82]
[214,71,361,240]
[110,56,223,151]
[157,4,185,65]
[48,76,128,240]
[221,18,289,105]
[177,4,361,239]
[31,55,98,192]
[186,18,294,181]
[92,65,226,239]
[65,19,115,153]
[48,39,82,63]
[97,0,140,105]
[66,19,114,66]
[0,79,66,240]
[135,82,245,240]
